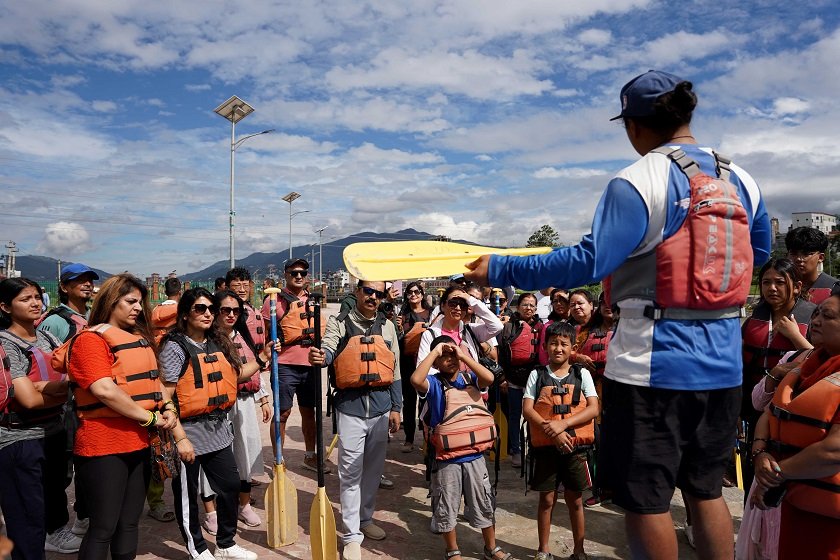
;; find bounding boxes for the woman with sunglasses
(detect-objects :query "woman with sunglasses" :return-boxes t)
[160,287,270,560]
[496,293,543,468]
[0,278,71,559]
[213,290,271,528]
[396,281,432,453]
[60,274,175,560]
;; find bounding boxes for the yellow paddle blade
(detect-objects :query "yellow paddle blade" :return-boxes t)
[265,463,298,548]
[343,241,552,281]
[325,434,339,461]
[489,407,509,461]
[734,450,744,490]
[309,487,338,560]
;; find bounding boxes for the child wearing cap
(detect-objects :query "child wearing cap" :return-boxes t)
[411,335,511,560]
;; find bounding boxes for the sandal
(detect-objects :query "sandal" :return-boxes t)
[148,504,175,522]
[484,546,512,560]
[445,551,462,559]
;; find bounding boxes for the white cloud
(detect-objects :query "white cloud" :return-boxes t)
[577,29,612,46]
[534,167,609,179]
[91,100,118,112]
[39,222,92,256]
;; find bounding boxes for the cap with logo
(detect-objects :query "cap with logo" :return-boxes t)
[610,70,685,121]
[60,263,100,283]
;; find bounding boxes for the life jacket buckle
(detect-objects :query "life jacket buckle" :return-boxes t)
[360,352,376,361]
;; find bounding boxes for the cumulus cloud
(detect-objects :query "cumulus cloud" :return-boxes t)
[39,222,93,256]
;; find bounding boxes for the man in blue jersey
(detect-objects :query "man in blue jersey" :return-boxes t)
[466,70,771,560]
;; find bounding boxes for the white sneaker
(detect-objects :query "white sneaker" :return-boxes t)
[214,544,258,560]
[191,551,215,560]
[44,527,82,553]
[71,517,89,536]
[343,541,362,560]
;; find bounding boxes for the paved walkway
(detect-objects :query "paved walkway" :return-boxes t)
[48,305,745,559]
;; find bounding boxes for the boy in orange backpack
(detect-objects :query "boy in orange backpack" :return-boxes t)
[411,335,512,560]
[523,321,599,560]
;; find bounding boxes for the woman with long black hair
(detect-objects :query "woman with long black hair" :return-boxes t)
[0,278,70,559]
[396,281,432,452]
[160,287,271,560]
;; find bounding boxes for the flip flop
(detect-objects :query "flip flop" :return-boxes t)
[148,504,175,522]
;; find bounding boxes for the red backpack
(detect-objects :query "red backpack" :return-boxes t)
[425,372,497,461]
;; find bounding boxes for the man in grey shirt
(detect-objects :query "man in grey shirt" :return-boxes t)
[309,280,402,560]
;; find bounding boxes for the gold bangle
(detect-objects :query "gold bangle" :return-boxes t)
[140,410,156,427]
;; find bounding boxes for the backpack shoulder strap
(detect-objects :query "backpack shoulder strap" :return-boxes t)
[569,363,584,406]
[652,146,703,179]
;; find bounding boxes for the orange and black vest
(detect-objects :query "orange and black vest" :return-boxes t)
[151,302,177,343]
[278,291,318,347]
[233,331,260,394]
[528,364,594,450]
[62,325,163,419]
[576,326,613,378]
[170,334,238,419]
[332,310,395,390]
[498,319,542,386]
[0,331,64,427]
[768,364,840,519]
[741,300,814,387]
[400,310,429,359]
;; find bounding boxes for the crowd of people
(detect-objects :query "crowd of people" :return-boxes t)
[0,69,839,560]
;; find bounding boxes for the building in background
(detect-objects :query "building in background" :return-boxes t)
[790,212,837,235]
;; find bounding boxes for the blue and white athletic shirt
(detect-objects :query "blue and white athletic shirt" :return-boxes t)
[488,144,772,391]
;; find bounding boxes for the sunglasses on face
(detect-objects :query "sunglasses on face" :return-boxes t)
[219,306,241,316]
[446,298,469,310]
[287,269,308,278]
[407,289,422,296]
[192,304,217,315]
[361,286,386,299]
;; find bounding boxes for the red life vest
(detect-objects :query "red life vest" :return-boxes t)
[60,325,163,419]
[233,331,261,394]
[36,306,88,340]
[768,364,840,519]
[426,372,497,461]
[331,311,395,390]
[151,302,177,343]
[499,319,542,386]
[0,331,65,427]
[244,304,265,352]
[528,364,594,450]
[576,326,613,378]
[170,335,238,419]
[741,300,814,387]
[604,148,753,320]
[805,272,838,306]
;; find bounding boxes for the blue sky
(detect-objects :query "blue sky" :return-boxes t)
[1,0,838,277]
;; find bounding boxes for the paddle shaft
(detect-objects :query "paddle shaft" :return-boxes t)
[312,293,325,488]
[268,290,283,465]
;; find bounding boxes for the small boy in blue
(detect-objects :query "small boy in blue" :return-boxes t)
[411,335,512,560]
[522,321,599,560]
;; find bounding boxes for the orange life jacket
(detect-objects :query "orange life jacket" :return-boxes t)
[170,334,238,419]
[528,364,594,449]
[0,331,65,426]
[426,372,497,461]
[233,331,261,394]
[768,367,840,519]
[604,148,753,320]
[401,320,426,357]
[151,302,178,343]
[60,325,163,419]
[332,311,395,390]
[278,291,319,346]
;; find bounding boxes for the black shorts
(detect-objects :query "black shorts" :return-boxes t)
[276,363,318,411]
[529,447,590,493]
[601,379,740,514]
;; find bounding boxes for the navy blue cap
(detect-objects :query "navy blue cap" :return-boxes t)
[448,273,466,283]
[610,70,685,121]
[60,263,99,282]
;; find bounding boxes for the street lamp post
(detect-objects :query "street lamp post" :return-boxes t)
[282,191,304,259]
[213,95,274,269]
[314,226,328,285]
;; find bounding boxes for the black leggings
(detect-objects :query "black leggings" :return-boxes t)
[400,355,418,443]
[74,448,150,560]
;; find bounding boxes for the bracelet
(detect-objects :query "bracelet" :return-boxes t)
[255,354,267,369]
[765,371,783,382]
[260,401,270,407]
[753,437,769,444]
[174,437,187,446]
[140,410,156,427]
[751,448,769,459]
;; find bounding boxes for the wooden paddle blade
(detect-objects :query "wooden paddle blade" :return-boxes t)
[343,241,552,281]
[265,464,298,548]
[309,487,338,560]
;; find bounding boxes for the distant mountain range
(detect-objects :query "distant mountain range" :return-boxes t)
[10,229,467,282]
